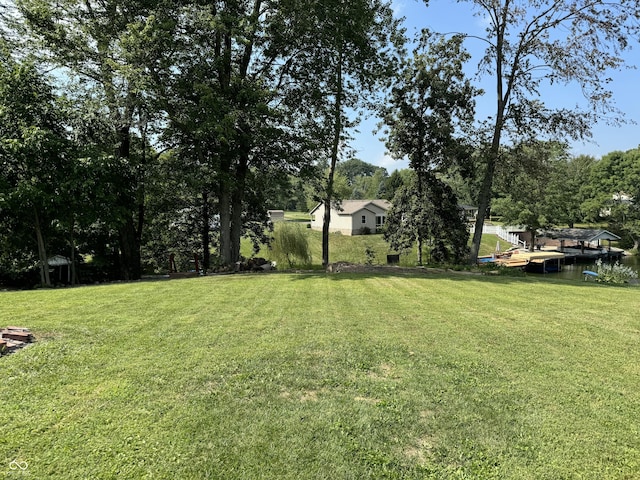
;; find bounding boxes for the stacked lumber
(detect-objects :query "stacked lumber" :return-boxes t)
[0,327,34,355]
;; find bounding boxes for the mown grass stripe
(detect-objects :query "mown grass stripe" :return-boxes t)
[1,273,639,478]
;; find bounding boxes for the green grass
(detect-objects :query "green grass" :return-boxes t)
[244,226,502,268]
[284,211,312,222]
[478,233,503,255]
[1,273,640,478]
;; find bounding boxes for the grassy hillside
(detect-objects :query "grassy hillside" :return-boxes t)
[243,219,503,267]
[2,273,639,478]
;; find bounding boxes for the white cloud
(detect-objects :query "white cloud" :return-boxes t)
[392,0,407,18]
[375,152,409,172]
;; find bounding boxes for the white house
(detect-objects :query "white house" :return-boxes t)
[309,199,391,235]
[601,192,634,217]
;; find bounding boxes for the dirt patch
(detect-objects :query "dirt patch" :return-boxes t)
[403,435,438,464]
[354,395,381,405]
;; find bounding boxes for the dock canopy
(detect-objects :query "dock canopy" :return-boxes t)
[540,228,620,244]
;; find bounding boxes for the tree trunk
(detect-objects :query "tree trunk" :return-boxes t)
[70,242,77,285]
[115,124,142,280]
[417,237,423,265]
[469,98,505,263]
[135,139,146,276]
[201,190,211,273]
[529,229,536,252]
[218,172,233,266]
[322,48,344,268]
[118,216,141,280]
[469,157,496,264]
[34,207,51,286]
[230,155,249,264]
[69,219,77,285]
[469,21,510,265]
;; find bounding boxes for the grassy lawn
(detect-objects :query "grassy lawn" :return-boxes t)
[243,221,503,268]
[283,211,312,222]
[2,273,640,478]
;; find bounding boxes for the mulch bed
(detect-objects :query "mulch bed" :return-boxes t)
[326,262,482,276]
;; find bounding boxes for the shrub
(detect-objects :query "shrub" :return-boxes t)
[269,222,312,268]
[364,245,376,265]
[592,259,638,284]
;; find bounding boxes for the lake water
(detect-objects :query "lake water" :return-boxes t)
[552,255,640,281]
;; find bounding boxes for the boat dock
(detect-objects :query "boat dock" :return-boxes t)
[479,249,566,273]
[538,228,623,262]
[505,251,565,273]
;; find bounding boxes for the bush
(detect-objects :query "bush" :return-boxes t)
[592,259,638,284]
[364,245,376,265]
[269,222,312,268]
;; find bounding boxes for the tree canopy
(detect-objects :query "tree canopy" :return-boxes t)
[1,0,640,286]
[585,147,640,250]
[458,0,640,263]
[380,31,478,263]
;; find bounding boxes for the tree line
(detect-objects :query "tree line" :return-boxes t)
[1,0,639,287]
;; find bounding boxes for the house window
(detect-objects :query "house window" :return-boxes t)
[376,215,385,227]
[361,215,366,224]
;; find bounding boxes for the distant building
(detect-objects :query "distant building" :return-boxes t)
[309,200,390,235]
[601,192,633,217]
[459,204,478,223]
[267,210,285,222]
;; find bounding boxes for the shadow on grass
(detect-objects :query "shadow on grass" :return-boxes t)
[280,267,638,289]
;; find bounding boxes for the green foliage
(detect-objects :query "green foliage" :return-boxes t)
[364,245,376,265]
[560,155,597,227]
[466,0,638,262]
[336,158,383,184]
[493,141,572,245]
[380,31,476,265]
[382,169,409,200]
[592,259,639,284]
[385,175,470,264]
[381,30,479,174]
[269,222,312,268]
[0,54,75,285]
[585,147,640,250]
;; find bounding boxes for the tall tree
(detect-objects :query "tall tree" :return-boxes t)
[380,31,479,263]
[382,169,410,201]
[277,0,401,267]
[15,0,159,280]
[336,158,383,185]
[0,54,73,285]
[492,141,570,249]
[585,147,640,250]
[548,154,596,228]
[451,0,640,263]
[385,173,469,264]
[139,0,313,268]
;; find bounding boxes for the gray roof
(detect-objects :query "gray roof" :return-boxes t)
[336,199,391,215]
[541,228,621,243]
[48,255,71,266]
[310,199,391,215]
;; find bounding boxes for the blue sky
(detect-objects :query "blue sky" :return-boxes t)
[354,0,640,172]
